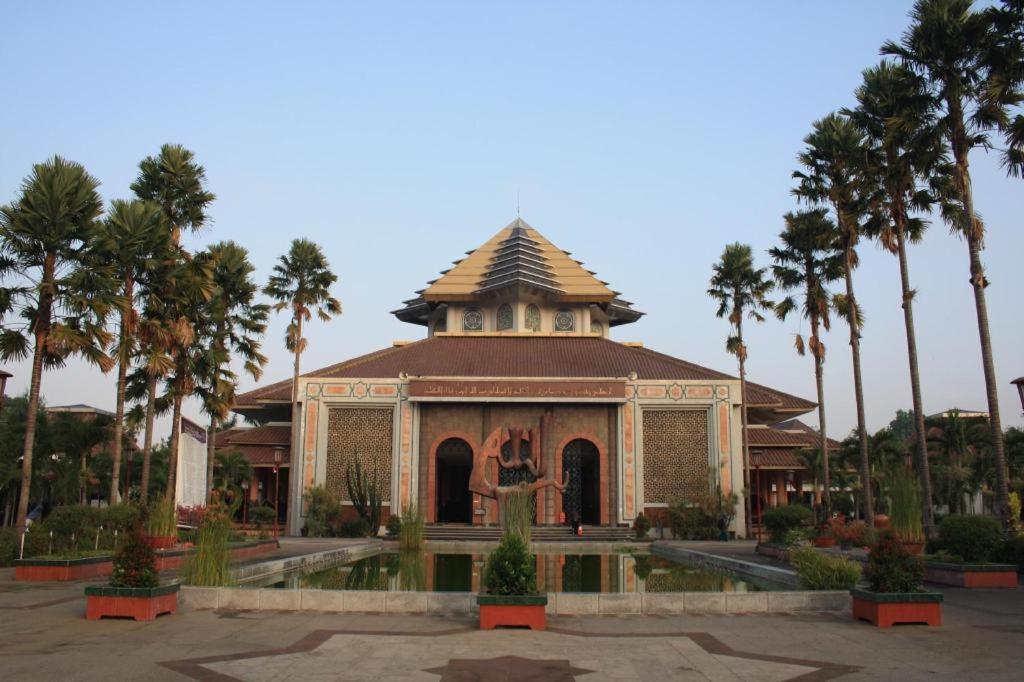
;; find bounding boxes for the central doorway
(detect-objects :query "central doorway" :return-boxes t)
[436,438,473,523]
[562,439,600,525]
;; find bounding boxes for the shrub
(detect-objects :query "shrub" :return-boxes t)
[865,530,924,593]
[0,528,17,567]
[938,514,1003,563]
[668,504,717,540]
[385,515,402,537]
[399,506,425,550]
[337,518,371,538]
[110,532,158,588]
[45,505,98,553]
[303,485,342,538]
[633,513,651,539]
[484,532,536,596]
[763,506,812,545]
[145,498,177,537]
[99,504,142,535]
[790,546,862,590]
[998,535,1024,570]
[832,494,855,517]
[828,518,870,549]
[247,505,276,529]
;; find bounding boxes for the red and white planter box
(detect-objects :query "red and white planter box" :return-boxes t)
[850,588,943,628]
[85,583,179,621]
[924,561,1018,589]
[477,594,547,630]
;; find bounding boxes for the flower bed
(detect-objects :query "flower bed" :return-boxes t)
[14,539,278,582]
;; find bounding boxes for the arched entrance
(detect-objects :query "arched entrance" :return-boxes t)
[562,439,600,526]
[436,438,473,523]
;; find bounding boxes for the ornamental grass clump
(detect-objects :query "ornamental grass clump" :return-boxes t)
[501,486,534,543]
[145,498,177,538]
[399,505,425,551]
[864,530,924,593]
[484,532,536,596]
[110,532,158,588]
[790,546,861,590]
[889,468,924,544]
[180,502,233,587]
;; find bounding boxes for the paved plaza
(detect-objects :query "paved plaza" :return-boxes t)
[1,560,1022,681]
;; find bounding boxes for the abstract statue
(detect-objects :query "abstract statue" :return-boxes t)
[469,413,568,506]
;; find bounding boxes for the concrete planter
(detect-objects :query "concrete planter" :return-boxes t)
[924,561,1018,589]
[143,535,178,550]
[850,588,942,628]
[85,583,180,621]
[813,536,837,548]
[477,594,547,630]
[755,543,791,561]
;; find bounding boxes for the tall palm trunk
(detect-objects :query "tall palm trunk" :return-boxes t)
[893,222,935,537]
[15,252,54,534]
[842,245,874,526]
[736,317,753,539]
[165,393,184,501]
[287,313,303,534]
[15,331,46,534]
[949,102,1010,529]
[809,303,832,515]
[109,279,133,506]
[139,373,157,504]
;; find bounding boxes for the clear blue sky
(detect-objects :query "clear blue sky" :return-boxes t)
[1,1,1021,443]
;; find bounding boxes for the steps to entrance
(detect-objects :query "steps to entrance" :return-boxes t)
[423,525,635,543]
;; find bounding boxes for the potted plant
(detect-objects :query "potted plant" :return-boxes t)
[889,469,925,555]
[813,517,838,548]
[478,532,545,630]
[144,499,178,550]
[851,530,942,628]
[831,518,869,551]
[633,512,651,540]
[85,531,179,621]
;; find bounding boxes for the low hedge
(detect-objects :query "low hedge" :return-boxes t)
[938,514,1003,563]
[790,546,861,590]
[763,505,812,545]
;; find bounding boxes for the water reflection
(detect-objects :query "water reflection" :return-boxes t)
[253,550,778,593]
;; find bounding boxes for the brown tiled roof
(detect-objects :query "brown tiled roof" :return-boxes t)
[218,444,291,467]
[746,427,813,447]
[214,427,245,447]
[235,336,815,412]
[750,448,804,469]
[221,425,291,446]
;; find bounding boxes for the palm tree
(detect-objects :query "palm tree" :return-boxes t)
[883,0,1022,528]
[0,157,116,533]
[847,60,945,537]
[770,209,843,515]
[264,238,341,523]
[213,450,254,497]
[130,144,216,503]
[793,113,876,527]
[196,242,269,502]
[926,410,990,514]
[98,199,170,505]
[708,243,774,538]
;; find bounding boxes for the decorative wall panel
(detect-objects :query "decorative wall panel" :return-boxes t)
[642,410,709,504]
[325,407,393,501]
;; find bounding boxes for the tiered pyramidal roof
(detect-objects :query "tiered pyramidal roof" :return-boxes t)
[392,218,642,326]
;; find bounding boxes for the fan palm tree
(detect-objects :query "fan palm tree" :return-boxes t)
[130,144,216,503]
[793,113,876,526]
[264,238,341,522]
[196,242,269,502]
[97,199,171,505]
[0,157,116,533]
[708,243,775,538]
[883,0,1023,528]
[847,60,946,537]
[770,209,843,515]
[213,450,254,496]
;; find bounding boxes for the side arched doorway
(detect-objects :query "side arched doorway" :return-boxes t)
[436,438,473,523]
[562,439,600,526]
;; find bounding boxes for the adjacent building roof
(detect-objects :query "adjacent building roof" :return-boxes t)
[747,419,840,470]
[392,219,643,326]
[234,336,815,421]
[215,424,290,467]
[48,403,115,417]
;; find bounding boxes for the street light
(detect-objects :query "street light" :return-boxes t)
[273,446,284,539]
[1012,377,1024,415]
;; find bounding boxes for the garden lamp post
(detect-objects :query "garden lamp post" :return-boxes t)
[1012,377,1024,415]
[273,446,284,539]
[241,478,249,527]
[0,369,11,413]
